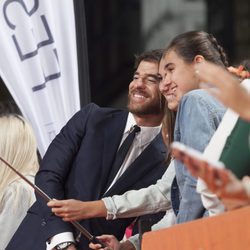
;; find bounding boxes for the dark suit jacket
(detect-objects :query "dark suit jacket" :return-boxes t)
[7,103,167,249]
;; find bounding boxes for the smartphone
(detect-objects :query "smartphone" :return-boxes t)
[171,142,225,169]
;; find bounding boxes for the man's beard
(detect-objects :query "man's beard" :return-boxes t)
[127,94,165,116]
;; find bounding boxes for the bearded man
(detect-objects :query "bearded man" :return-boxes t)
[7,49,168,250]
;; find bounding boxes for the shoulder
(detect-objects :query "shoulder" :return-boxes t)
[7,177,35,195]
[175,89,226,136]
[181,89,216,104]
[179,89,225,114]
[65,103,127,128]
[2,177,35,207]
[79,102,126,117]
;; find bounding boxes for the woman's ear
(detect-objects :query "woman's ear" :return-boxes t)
[194,55,205,64]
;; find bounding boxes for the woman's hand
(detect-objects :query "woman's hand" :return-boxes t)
[195,61,250,121]
[183,154,250,210]
[47,199,107,221]
[89,235,120,250]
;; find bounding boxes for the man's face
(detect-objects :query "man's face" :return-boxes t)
[127,60,163,116]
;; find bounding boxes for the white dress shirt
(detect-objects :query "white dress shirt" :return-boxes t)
[105,112,161,193]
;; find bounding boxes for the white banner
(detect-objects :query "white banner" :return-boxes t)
[0,0,80,156]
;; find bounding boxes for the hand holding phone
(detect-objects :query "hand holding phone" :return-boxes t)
[171,142,227,188]
[171,142,224,170]
[171,142,249,203]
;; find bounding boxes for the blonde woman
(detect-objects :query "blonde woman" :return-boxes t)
[0,114,39,249]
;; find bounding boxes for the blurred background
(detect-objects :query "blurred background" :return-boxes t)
[1,0,250,110]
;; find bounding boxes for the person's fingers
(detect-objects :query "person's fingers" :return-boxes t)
[55,210,80,221]
[47,199,62,207]
[242,176,250,182]
[204,164,218,191]
[89,235,116,250]
[51,209,74,220]
[214,169,234,198]
[195,62,224,87]
[96,235,116,241]
[61,213,72,220]
[171,148,185,162]
[217,168,230,185]
[50,200,76,213]
[220,197,247,211]
[195,159,207,180]
[203,87,223,101]
[89,242,103,250]
[227,66,238,74]
[51,206,67,214]
[51,206,62,212]
[213,170,224,190]
[54,211,67,218]
[48,199,74,209]
[184,157,199,177]
[183,155,208,180]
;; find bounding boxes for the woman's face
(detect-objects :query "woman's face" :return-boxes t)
[159,49,200,111]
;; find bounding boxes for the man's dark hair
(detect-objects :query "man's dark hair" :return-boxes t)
[134,49,164,69]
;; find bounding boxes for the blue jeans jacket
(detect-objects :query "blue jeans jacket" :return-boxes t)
[172,89,226,224]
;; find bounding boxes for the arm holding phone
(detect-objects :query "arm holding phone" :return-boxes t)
[195,61,250,121]
[171,142,250,210]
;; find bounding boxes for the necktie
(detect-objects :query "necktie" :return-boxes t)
[105,125,141,191]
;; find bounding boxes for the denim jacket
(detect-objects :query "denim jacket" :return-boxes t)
[172,89,226,223]
[103,162,176,250]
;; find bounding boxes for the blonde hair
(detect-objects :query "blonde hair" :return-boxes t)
[0,115,39,203]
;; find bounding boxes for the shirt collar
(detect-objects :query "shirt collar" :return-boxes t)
[125,112,161,146]
[124,112,137,134]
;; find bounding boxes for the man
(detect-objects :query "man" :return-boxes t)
[7,49,168,250]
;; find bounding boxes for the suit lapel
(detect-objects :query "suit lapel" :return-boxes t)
[104,133,166,197]
[99,110,128,197]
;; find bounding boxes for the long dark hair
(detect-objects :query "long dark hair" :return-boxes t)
[134,49,164,69]
[164,31,228,67]
[162,31,228,162]
[162,104,176,165]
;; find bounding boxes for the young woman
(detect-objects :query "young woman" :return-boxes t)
[160,31,226,224]
[0,114,39,249]
[48,31,228,250]
[184,60,250,213]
